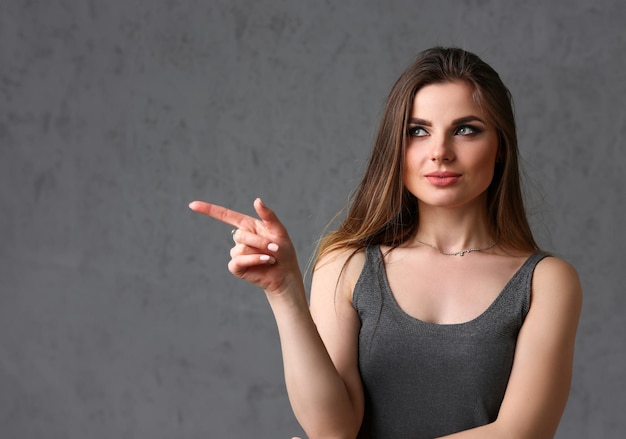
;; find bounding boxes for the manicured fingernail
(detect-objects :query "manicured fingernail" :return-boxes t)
[267,243,279,252]
[260,255,275,264]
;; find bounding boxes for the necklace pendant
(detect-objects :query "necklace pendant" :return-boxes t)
[459,250,466,256]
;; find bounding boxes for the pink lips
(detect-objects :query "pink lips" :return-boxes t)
[425,171,462,187]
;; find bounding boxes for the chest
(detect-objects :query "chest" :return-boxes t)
[382,253,526,325]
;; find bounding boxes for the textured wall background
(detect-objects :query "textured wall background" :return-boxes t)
[1,0,624,438]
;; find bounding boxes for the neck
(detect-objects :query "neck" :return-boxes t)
[412,202,494,252]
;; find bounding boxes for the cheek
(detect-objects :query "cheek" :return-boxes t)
[476,151,499,185]
[403,146,424,170]
[476,138,499,177]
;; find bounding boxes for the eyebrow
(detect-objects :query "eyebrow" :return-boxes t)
[408,116,487,126]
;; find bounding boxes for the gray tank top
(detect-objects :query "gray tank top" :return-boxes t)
[353,246,547,438]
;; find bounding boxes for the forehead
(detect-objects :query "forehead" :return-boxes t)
[410,81,485,120]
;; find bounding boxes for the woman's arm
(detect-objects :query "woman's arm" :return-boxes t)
[438,256,583,439]
[189,199,363,439]
[274,248,364,438]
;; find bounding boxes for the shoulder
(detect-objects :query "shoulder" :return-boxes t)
[528,255,582,325]
[314,247,367,284]
[312,246,367,302]
[533,255,582,300]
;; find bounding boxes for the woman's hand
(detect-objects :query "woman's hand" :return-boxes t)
[188,198,303,297]
[190,198,362,438]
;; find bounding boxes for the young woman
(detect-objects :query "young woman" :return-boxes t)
[189,48,582,438]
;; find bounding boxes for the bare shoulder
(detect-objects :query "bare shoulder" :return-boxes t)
[531,255,583,314]
[313,247,366,298]
[314,246,366,272]
[534,256,582,292]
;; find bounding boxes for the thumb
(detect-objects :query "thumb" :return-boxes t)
[254,198,283,231]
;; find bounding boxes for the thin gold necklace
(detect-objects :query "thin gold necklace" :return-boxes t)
[415,239,497,256]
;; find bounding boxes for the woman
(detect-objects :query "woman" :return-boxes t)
[189,48,582,438]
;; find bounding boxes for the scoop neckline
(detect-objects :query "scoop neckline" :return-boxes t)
[373,246,540,329]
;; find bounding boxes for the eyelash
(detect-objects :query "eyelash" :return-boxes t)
[407,126,428,137]
[407,125,482,137]
[455,125,482,136]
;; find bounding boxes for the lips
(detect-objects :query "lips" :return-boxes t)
[425,171,462,187]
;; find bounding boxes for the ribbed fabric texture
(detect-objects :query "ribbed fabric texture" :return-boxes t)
[353,246,547,439]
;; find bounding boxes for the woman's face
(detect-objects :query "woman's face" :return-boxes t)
[403,80,499,212]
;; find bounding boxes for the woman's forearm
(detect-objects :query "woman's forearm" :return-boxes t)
[267,287,360,439]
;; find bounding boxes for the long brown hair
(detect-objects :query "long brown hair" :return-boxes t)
[316,47,540,264]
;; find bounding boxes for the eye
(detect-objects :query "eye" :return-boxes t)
[408,126,428,137]
[455,125,481,136]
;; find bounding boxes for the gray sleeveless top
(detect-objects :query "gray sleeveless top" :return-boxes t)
[353,246,547,438]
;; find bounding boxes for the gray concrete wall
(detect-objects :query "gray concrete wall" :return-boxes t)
[1,0,624,437]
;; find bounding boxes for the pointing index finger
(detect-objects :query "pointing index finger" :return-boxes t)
[188,200,256,230]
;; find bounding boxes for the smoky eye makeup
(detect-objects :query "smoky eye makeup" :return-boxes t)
[455,124,483,136]
[407,126,429,137]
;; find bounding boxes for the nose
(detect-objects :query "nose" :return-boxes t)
[430,134,455,162]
